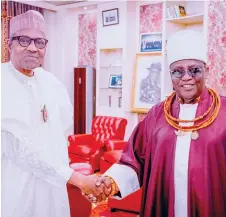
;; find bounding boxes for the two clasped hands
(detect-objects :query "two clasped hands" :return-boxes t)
[78,175,116,203]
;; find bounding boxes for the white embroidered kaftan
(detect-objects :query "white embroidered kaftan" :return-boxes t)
[1,62,74,217]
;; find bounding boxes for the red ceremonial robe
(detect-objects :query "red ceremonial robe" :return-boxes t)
[119,88,226,217]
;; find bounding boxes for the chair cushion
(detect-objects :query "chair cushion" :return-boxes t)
[70,145,94,156]
[103,150,123,164]
[108,188,142,213]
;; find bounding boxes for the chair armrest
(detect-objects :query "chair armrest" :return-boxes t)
[106,140,127,151]
[68,134,93,147]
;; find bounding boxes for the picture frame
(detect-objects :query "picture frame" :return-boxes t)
[131,53,162,113]
[140,32,162,53]
[102,8,119,27]
[109,75,122,88]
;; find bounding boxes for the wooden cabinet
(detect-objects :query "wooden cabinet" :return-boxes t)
[74,67,96,134]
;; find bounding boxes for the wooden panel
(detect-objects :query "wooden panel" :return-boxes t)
[74,68,86,134]
[92,68,96,119]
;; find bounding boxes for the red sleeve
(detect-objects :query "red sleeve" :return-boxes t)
[119,117,148,186]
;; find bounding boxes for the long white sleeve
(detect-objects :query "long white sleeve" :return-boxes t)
[104,163,140,199]
[1,129,73,187]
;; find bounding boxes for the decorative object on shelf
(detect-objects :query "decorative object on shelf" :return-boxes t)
[99,48,123,108]
[102,8,119,27]
[140,32,162,52]
[109,75,122,88]
[131,53,162,113]
[118,90,122,108]
[108,95,112,107]
[118,97,122,108]
[178,6,186,17]
[167,5,186,19]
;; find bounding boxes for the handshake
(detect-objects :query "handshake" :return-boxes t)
[79,174,117,203]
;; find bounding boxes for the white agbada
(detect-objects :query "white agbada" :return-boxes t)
[1,61,74,217]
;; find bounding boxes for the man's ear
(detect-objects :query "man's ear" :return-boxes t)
[8,39,12,53]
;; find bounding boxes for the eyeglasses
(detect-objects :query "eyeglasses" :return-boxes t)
[12,36,48,49]
[170,67,204,79]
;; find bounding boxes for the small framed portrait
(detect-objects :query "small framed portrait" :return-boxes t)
[140,32,162,52]
[102,8,119,27]
[131,53,162,113]
[109,75,122,88]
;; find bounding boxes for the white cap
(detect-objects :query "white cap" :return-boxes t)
[166,30,207,66]
[10,10,45,37]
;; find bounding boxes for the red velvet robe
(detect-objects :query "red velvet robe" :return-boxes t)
[119,88,226,217]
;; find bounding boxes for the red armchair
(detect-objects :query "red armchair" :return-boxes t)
[67,163,93,217]
[100,140,125,173]
[68,116,127,171]
[100,140,142,214]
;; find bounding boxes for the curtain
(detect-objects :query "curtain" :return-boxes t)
[1,1,44,63]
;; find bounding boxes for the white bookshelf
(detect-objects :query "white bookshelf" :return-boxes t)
[166,13,204,25]
[98,48,123,109]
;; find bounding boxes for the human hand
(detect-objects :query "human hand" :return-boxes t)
[82,176,112,203]
[80,175,111,200]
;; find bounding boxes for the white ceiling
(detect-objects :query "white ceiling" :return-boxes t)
[15,0,112,11]
[44,0,86,6]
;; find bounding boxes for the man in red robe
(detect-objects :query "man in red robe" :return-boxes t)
[86,30,226,217]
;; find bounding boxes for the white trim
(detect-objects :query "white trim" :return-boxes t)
[13,0,115,11]
[77,8,98,15]
[56,1,114,10]
[203,0,209,61]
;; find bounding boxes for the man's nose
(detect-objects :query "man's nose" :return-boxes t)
[181,71,192,80]
[27,40,38,52]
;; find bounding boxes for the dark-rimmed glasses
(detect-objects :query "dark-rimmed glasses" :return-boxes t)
[170,67,204,79]
[12,36,48,49]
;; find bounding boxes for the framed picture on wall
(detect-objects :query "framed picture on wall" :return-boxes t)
[102,8,119,27]
[140,32,162,52]
[109,75,122,88]
[131,53,162,113]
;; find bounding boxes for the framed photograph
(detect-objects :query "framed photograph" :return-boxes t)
[109,75,122,88]
[140,32,162,52]
[102,8,119,27]
[131,53,162,113]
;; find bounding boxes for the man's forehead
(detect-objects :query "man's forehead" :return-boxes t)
[170,59,205,68]
[14,28,46,38]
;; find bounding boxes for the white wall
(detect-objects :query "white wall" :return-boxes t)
[96,1,127,118]
[95,1,138,139]
[97,2,126,49]
[123,1,139,139]
[44,1,140,140]
[44,10,57,77]
[44,9,78,105]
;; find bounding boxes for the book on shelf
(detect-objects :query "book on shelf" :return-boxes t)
[167,5,186,19]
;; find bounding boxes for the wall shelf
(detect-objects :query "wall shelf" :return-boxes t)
[98,48,123,108]
[166,13,204,25]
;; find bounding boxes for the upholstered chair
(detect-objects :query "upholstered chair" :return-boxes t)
[68,116,127,171]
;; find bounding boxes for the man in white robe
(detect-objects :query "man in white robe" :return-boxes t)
[1,10,107,217]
